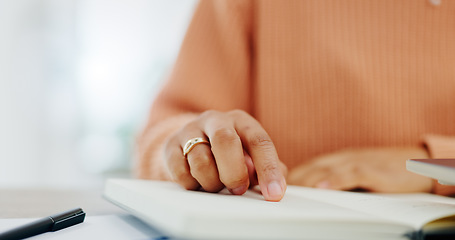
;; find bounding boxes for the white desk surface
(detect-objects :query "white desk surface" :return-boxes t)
[0,188,170,239]
[0,188,124,218]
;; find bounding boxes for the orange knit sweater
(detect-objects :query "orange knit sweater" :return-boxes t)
[137,0,455,195]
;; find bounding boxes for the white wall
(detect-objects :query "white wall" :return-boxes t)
[0,0,197,188]
[0,0,50,187]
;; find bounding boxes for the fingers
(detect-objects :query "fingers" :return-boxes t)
[233,111,286,201]
[316,169,364,191]
[288,155,368,191]
[244,150,258,186]
[178,124,224,193]
[164,110,286,201]
[186,140,224,193]
[165,111,250,195]
[164,137,200,191]
[203,113,250,195]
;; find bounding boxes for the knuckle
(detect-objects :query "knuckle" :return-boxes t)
[200,110,220,119]
[248,134,273,148]
[212,128,239,143]
[177,121,199,137]
[261,161,280,175]
[229,109,248,118]
[189,151,214,173]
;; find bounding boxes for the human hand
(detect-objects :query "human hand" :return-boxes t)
[288,147,433,193]
[163,110,287,201]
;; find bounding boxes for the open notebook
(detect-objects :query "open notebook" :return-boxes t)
[104,179,455,240]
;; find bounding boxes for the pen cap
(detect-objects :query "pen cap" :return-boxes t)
[50,208,86,231]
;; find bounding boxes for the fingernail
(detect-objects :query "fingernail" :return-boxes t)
[316,181,330,189]
[231,185,247,195]
[267,181,283,199]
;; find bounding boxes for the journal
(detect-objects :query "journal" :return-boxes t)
[104,179,455,240]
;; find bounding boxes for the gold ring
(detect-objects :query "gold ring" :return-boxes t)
[183,137,210,157]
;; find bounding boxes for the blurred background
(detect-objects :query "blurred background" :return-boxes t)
[0,0,197,189]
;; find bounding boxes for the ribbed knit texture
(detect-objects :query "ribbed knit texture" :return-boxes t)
[137,0,455,195]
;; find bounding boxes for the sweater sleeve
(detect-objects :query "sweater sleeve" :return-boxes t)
[135,0,254,179]
[423,134,455,196]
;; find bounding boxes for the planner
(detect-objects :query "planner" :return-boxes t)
[104,179,455,240]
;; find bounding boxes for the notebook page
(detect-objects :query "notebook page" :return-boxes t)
[113,180,377,222]
[287,186,455,229]
[105,179,414,239]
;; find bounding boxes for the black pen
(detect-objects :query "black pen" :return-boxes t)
[0,208,85,240]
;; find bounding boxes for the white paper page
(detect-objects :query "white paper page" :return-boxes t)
[109,179,388,223]
[378,193,455,205]
[286,186,455,229]
[0,214,171,240]
[106,179,415,240]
